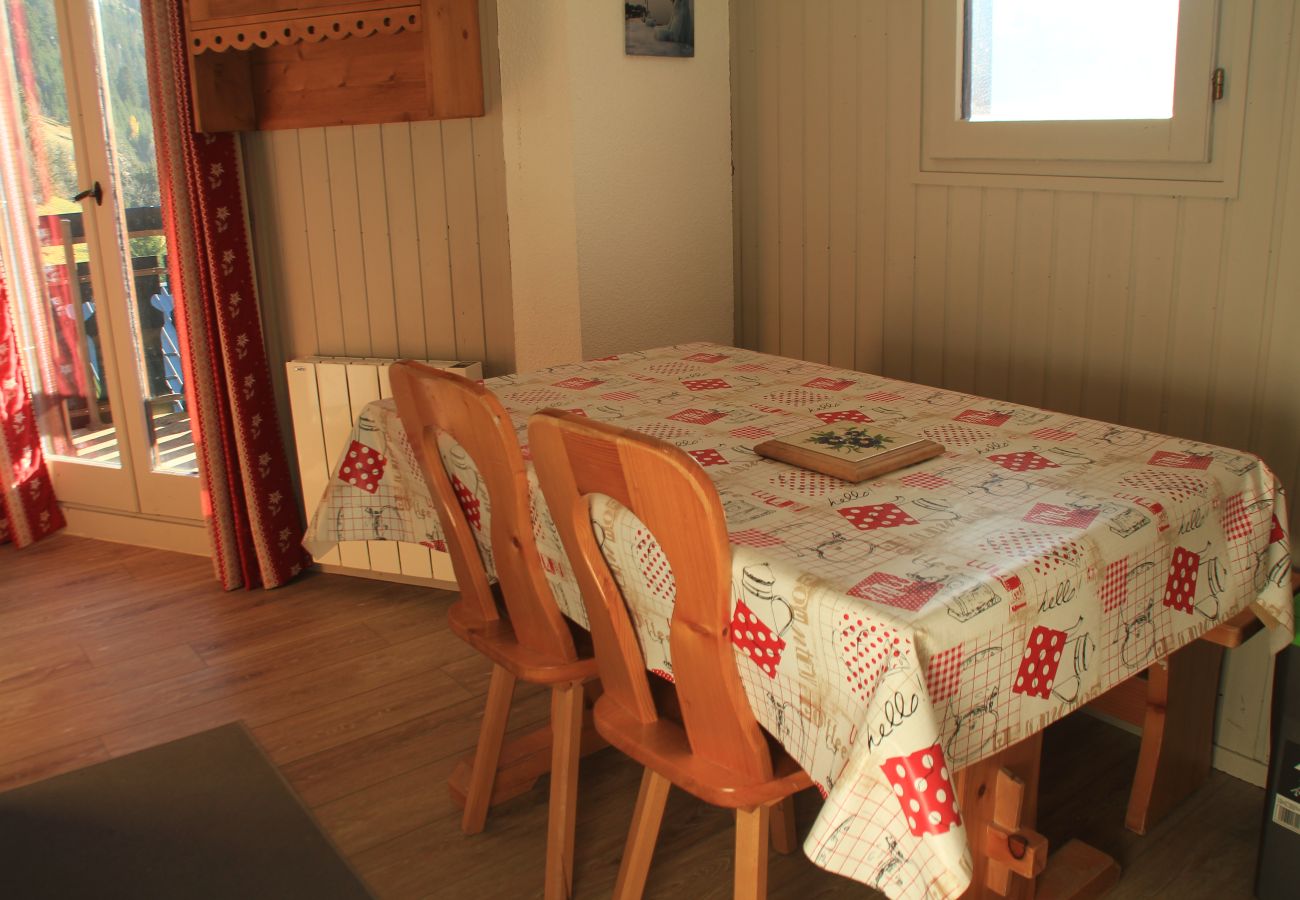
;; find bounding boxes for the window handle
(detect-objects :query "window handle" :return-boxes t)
[71,182,103,206]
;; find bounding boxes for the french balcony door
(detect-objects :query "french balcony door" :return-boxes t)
[1,0,199,521]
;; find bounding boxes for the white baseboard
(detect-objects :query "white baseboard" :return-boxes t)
[61,505,210,557]
[1212,744,1269,787]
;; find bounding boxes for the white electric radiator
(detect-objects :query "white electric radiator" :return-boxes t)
[285,356,481,587]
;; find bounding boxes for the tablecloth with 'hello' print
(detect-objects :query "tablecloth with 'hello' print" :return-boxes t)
[303,343,1293,899]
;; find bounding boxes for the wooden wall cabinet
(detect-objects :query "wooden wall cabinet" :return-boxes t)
[183,0,483,132]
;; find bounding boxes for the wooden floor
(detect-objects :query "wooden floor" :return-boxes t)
[0,535,1266,898]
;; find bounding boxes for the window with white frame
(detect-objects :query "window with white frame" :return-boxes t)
[919,0,1253,194]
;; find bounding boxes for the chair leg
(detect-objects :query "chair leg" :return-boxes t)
[544,682,585,900]
[612,769,671,900]
[769,797,797,855]
[735,805,771,900]
[461,664,516,835]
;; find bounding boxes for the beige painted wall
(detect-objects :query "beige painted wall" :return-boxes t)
[732,0,1300,782]
[570,0,734,359]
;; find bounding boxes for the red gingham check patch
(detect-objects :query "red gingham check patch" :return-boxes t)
[729,528,784,548]
[1013,626,1067,699]
[988,451,1059,472]
[600,390,639,402]
[1149,450,1212,470]
[925,645,964,703]
[900,472,951,490]
[863,390,903,402]
[420,539,448,552]
[688,448,728,467]
[881,744,961,837]
[804,377,855,391]
[683,378,731,391]
[1222,493,1253,541]
[1271,514,1286,544]
[667,408,726,425]
[1101,558,1128,612]
[847,572,940,611]
[733,362,767,372]
[339,441,386,494]
[1029,427,1077,441]
[955,409,1011,426]
[554,377,603,390]
[839,503,919,531]
[684,352,729,363]
[1022,502,1099,529]
[731,425,774,440]
[815,410,874,424]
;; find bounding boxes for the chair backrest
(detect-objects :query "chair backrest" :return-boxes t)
[528,409,773,785]
[389,362,577,662]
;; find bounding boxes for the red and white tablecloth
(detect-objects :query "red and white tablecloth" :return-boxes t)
[303,343,1293,899]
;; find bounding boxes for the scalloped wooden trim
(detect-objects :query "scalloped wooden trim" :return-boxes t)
[188,6,421,54]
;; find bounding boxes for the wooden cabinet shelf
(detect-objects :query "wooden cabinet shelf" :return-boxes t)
[183,0,483,132]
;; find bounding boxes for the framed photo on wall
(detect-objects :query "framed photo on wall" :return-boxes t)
[625,0,694,58]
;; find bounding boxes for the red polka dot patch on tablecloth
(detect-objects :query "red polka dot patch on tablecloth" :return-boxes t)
[921,424,994,447]
[954,409,1011,427]
[847,572,940,612]
[804,377,855,391]
[838,503,919,531]
[881,743,961,837]
[553,377,604,390]
[1013,626,1067,699]
[839,614,906,699]
[987,451,1060,472]
[667,408,727,425]
[682,378,731,392]
[1148,450,1213,470]
[450,475,483,530]
[688,448,728,467]
[925,644,964,703]
[764,389,835,406]
[646,360,705,377]
[899,471,952,490]
[815,409,874,425]
[773,469,845,496]
[1119,470,1209,503]
[1022,502,1100,529]
[339,441,386,494]
[1163,547,1200,613]
[730,599,785,677]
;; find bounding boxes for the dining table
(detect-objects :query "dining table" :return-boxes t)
[303,342,1294,900]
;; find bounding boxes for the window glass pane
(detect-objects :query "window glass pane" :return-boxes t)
[967,0,1181,122]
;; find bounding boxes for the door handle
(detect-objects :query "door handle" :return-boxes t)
[71,182,103,206]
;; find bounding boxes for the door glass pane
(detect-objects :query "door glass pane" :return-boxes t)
[1,0,121,466]
[966,0,1181,122]
[94,0,196,475]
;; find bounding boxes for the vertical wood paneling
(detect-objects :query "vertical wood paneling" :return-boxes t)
[943,187,982,394]
[801,1,831,364]
[1006,192,1054,409]
[734,0,761,351]
[324,127,372,357]
[441,120,487,366]
[975,189,1017,400]
[826,0,858,371]
[410,122,458,360]
[1043,193,1093,413]
[379,122,428,361]
[296,128,345,354]
[911,186,947,388]
[1080,194,1134,424]
[754,0,780,355]
[852,0,887,375]
[879,0,918,381]
[354,127,398,358]
[776,0,804,358]
[1121,196,1178,430]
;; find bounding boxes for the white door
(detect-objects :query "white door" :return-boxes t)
[1,0,200,521]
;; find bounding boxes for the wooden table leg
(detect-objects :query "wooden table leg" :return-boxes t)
[957,733,1120,899]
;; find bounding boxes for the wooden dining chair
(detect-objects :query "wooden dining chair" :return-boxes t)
[529,409,813,899]
[390,363,598,900]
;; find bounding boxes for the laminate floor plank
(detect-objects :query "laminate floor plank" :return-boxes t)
[0,535,1268,899]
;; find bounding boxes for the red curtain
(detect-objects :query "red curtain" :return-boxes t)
[141,0,307,589]
[0,261,65,547]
